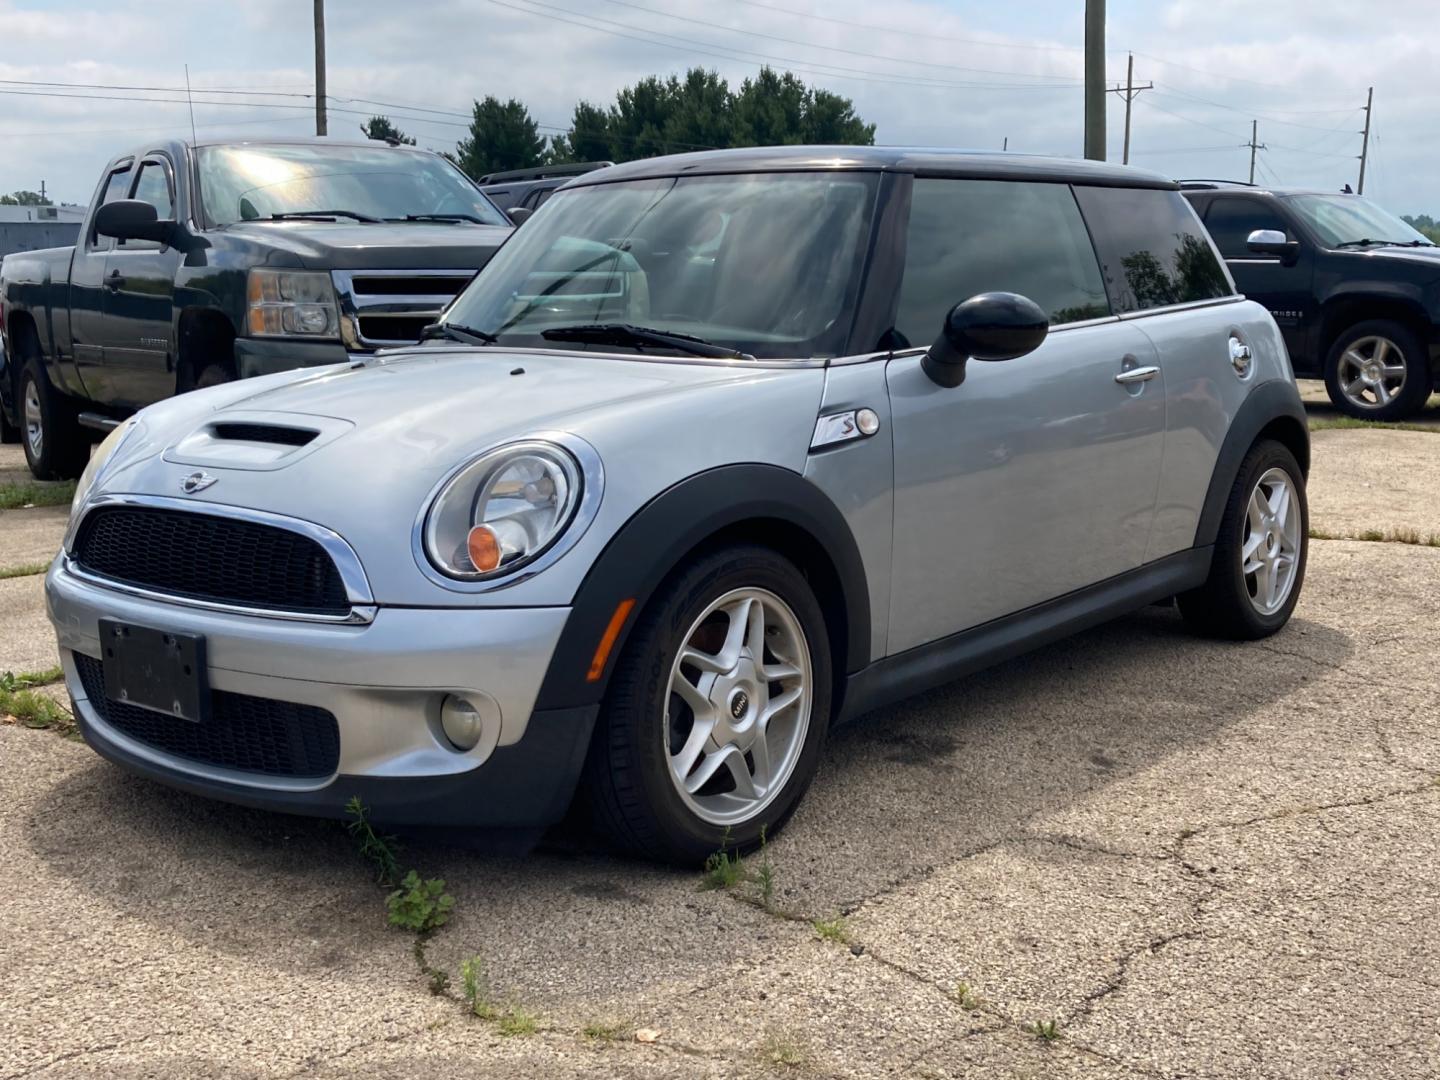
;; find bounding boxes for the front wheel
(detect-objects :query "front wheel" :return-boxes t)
[580,545,832,864]
[1323,320,1432,421]
[19,356,89,480]
[1179,440,1308,639]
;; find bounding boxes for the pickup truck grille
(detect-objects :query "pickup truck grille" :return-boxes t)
[333,269,478,349]
[73,506,351,616]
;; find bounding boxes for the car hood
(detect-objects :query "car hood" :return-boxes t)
[220,220,513,270]
[1338,245,1440,271]
[92,348,828,607]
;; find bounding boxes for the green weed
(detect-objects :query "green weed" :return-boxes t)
[460,956,499,1020]
[386,870,455,934]
[497,1007,539,1037]
[1308,416,1439,435]
[952,983,984,1011]
[0,480,75,510]
[0,670,73,735]
[0,562,48,580]
[1028,1018,1062,1041]
[760,1029,808,1068]
[344,796,402,888]
[755,825,776,908]
[582,1017,632,1041]
[812,915,850,945]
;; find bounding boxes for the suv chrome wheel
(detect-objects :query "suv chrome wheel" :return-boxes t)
[23,377,44,460]
[1242,467,1301,615]
[1336,335,1407,411]
[665,587,812,827]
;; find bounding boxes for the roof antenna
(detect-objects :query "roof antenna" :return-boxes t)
[184,64,198,145]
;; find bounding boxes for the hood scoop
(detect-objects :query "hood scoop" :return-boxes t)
[162,411,352,472]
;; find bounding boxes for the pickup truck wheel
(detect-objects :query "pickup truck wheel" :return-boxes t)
[1323,320,1432,420]
[580,545,832,865]
[1178,439,1307,640]
[20,356,89,481]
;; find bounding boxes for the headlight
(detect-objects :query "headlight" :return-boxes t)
[246,269,340,338]
[423,441,583,580]
[71,417,139,515]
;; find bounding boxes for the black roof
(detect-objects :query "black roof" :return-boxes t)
[567,145,1178,190]
[110,135,444,161]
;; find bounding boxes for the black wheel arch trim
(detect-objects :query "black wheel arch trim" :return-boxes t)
[533,463,871,713]
[1193,379,1309,550]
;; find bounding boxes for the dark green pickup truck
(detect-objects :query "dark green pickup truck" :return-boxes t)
[0,137,513,478]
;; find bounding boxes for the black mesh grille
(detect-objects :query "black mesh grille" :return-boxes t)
[75,653,340,778]
[73,507,350,615]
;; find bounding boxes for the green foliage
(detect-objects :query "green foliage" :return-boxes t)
[1401,214,1440,244]
[344,797,402,888]
[454,96,548,179]
[0,480,76,510]
[386,870,455,933]
[0,190,49,206]
[755,825,776,908]
[360,115,416,146]
[1,668,71,734]
[812,915,850,944]
[497,1007,539,1037]
[460,955,499,1019]
[1028,1018,1062,1041]
[1,667,62,690]
[760,1029,808,1068]
[952,983,983,1011]
[0,562,49,580]
[1308,416,1440,435]
[582,1017,632,1041]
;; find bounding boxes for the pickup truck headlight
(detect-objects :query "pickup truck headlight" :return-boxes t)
[423,441,583,581]
[246,269,340,338]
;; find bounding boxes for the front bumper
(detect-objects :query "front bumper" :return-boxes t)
[234,336,354,379]
[46,559,595,828]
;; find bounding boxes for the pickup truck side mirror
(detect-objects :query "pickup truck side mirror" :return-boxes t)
[1246,228,1300,266]
[94,199,176,245]
[923,292,1049,388]
[507,206,533,227]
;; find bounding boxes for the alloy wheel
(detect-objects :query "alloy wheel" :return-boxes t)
[1336,335,1407,410]
[1241,467,1302,616]
[23,378,43,460]
[664,587,812,827]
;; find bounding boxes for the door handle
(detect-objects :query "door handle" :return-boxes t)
[1114,365,1160,385]
[105,270,126,291]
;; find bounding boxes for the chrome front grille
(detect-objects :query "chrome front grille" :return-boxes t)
[333,269,478,349]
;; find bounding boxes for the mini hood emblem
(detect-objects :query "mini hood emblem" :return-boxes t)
[180,471,218,494]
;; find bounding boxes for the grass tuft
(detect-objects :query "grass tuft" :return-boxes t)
[0,669,73,735]
[1027,1018,1062,1041]
[496,1007,539,1037]
[812,915,850,945]
[0,561,49,580]
[1308,416,1439,435]
[952,982,984,1011]
[582,1017,633,1042]
[461,956,500,1019]
[760,1030,808,1069]
[1310,525,1440,547]
[0,480,75,510]
[701,828,749,891]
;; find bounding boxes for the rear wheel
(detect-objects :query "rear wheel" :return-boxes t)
[19,355,89,480]
[580,545,832,864]
[1323,319,1432,420]
[1179,440,1307,640]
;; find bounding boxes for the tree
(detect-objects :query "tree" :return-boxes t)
[0,190,49,206]
[454,97,547,179]
[360,116,415,145]
[1402,213,1440,244]
[559,101,612,163]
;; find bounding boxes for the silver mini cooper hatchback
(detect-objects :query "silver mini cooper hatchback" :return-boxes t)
[48,147,1309,863]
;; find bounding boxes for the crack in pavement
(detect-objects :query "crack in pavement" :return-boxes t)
[13,1029,187,1079]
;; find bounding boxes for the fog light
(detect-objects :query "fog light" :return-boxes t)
[441,694,485,751]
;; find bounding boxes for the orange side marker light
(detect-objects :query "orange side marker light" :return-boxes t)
[587,598,636,682]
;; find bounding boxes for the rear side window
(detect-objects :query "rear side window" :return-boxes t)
[892,178,1110,347]
[90,164,134,248]
[1203,197,1291,260]
[1075,187,1232,312]
[131,161,174,219]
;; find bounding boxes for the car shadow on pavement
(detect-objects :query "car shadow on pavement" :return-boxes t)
[25,604,1353,1004]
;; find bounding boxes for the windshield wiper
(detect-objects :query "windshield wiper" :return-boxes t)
[392,213,487,224]
[267,209,381,223]
[1334,237,1436,249]
[539,323,752,360]
[420,322,497,346]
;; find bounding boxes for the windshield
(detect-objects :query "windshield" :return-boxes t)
[196,144,509,227]
[442,171,880,360]
[1284,194,1432,248]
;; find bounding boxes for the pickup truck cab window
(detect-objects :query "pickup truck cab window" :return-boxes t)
[89,164,134,250]
[892,179,1109,347]
[1203,196,1293,261]
[1075,187,1232,312]
[118,160,176,252]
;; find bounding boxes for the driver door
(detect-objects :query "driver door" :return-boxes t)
[882,177,1166,654]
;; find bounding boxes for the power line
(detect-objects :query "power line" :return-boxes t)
[1135,94,1249,141]
[1150,87,1360,132]
[591,0,1083,82]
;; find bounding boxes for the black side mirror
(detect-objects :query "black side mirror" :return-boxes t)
[1246,228,1300,265]
[923,292,1049,388]
[507,206,533,227]
[94,199,176,245]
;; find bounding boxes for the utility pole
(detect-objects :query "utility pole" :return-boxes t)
[1105,53,1153,165]
[313,0,327,136]
[1357,86,1373,194]
[1002,136,1008,152]
[1247,120,1266,185]
[1083,0,1105,160]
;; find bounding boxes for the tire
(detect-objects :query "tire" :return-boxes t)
[19,354,89,481]
[178,357,236,392]
[1322,319,1432,421]
[580,544,833,865]
[1179,439,1307,640]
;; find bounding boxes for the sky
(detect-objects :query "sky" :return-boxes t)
[1,0,1432,215]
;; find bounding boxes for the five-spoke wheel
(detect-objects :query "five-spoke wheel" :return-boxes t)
[1324,319,1432,421]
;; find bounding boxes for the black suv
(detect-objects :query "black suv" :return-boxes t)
[477,162,611,221]
[1183,181,1440,419]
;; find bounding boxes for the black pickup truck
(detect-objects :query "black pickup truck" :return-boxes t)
[0,137,513,478]
[1183,181,1440,420]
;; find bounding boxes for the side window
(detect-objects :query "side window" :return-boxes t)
[119,160,175,251]
[1203,197,1291,260]
[1074,187,1233,313]
[89,165,134,249]
[892,179,1110,348]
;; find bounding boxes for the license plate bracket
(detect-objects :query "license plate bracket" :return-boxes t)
[99,619,209,723]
